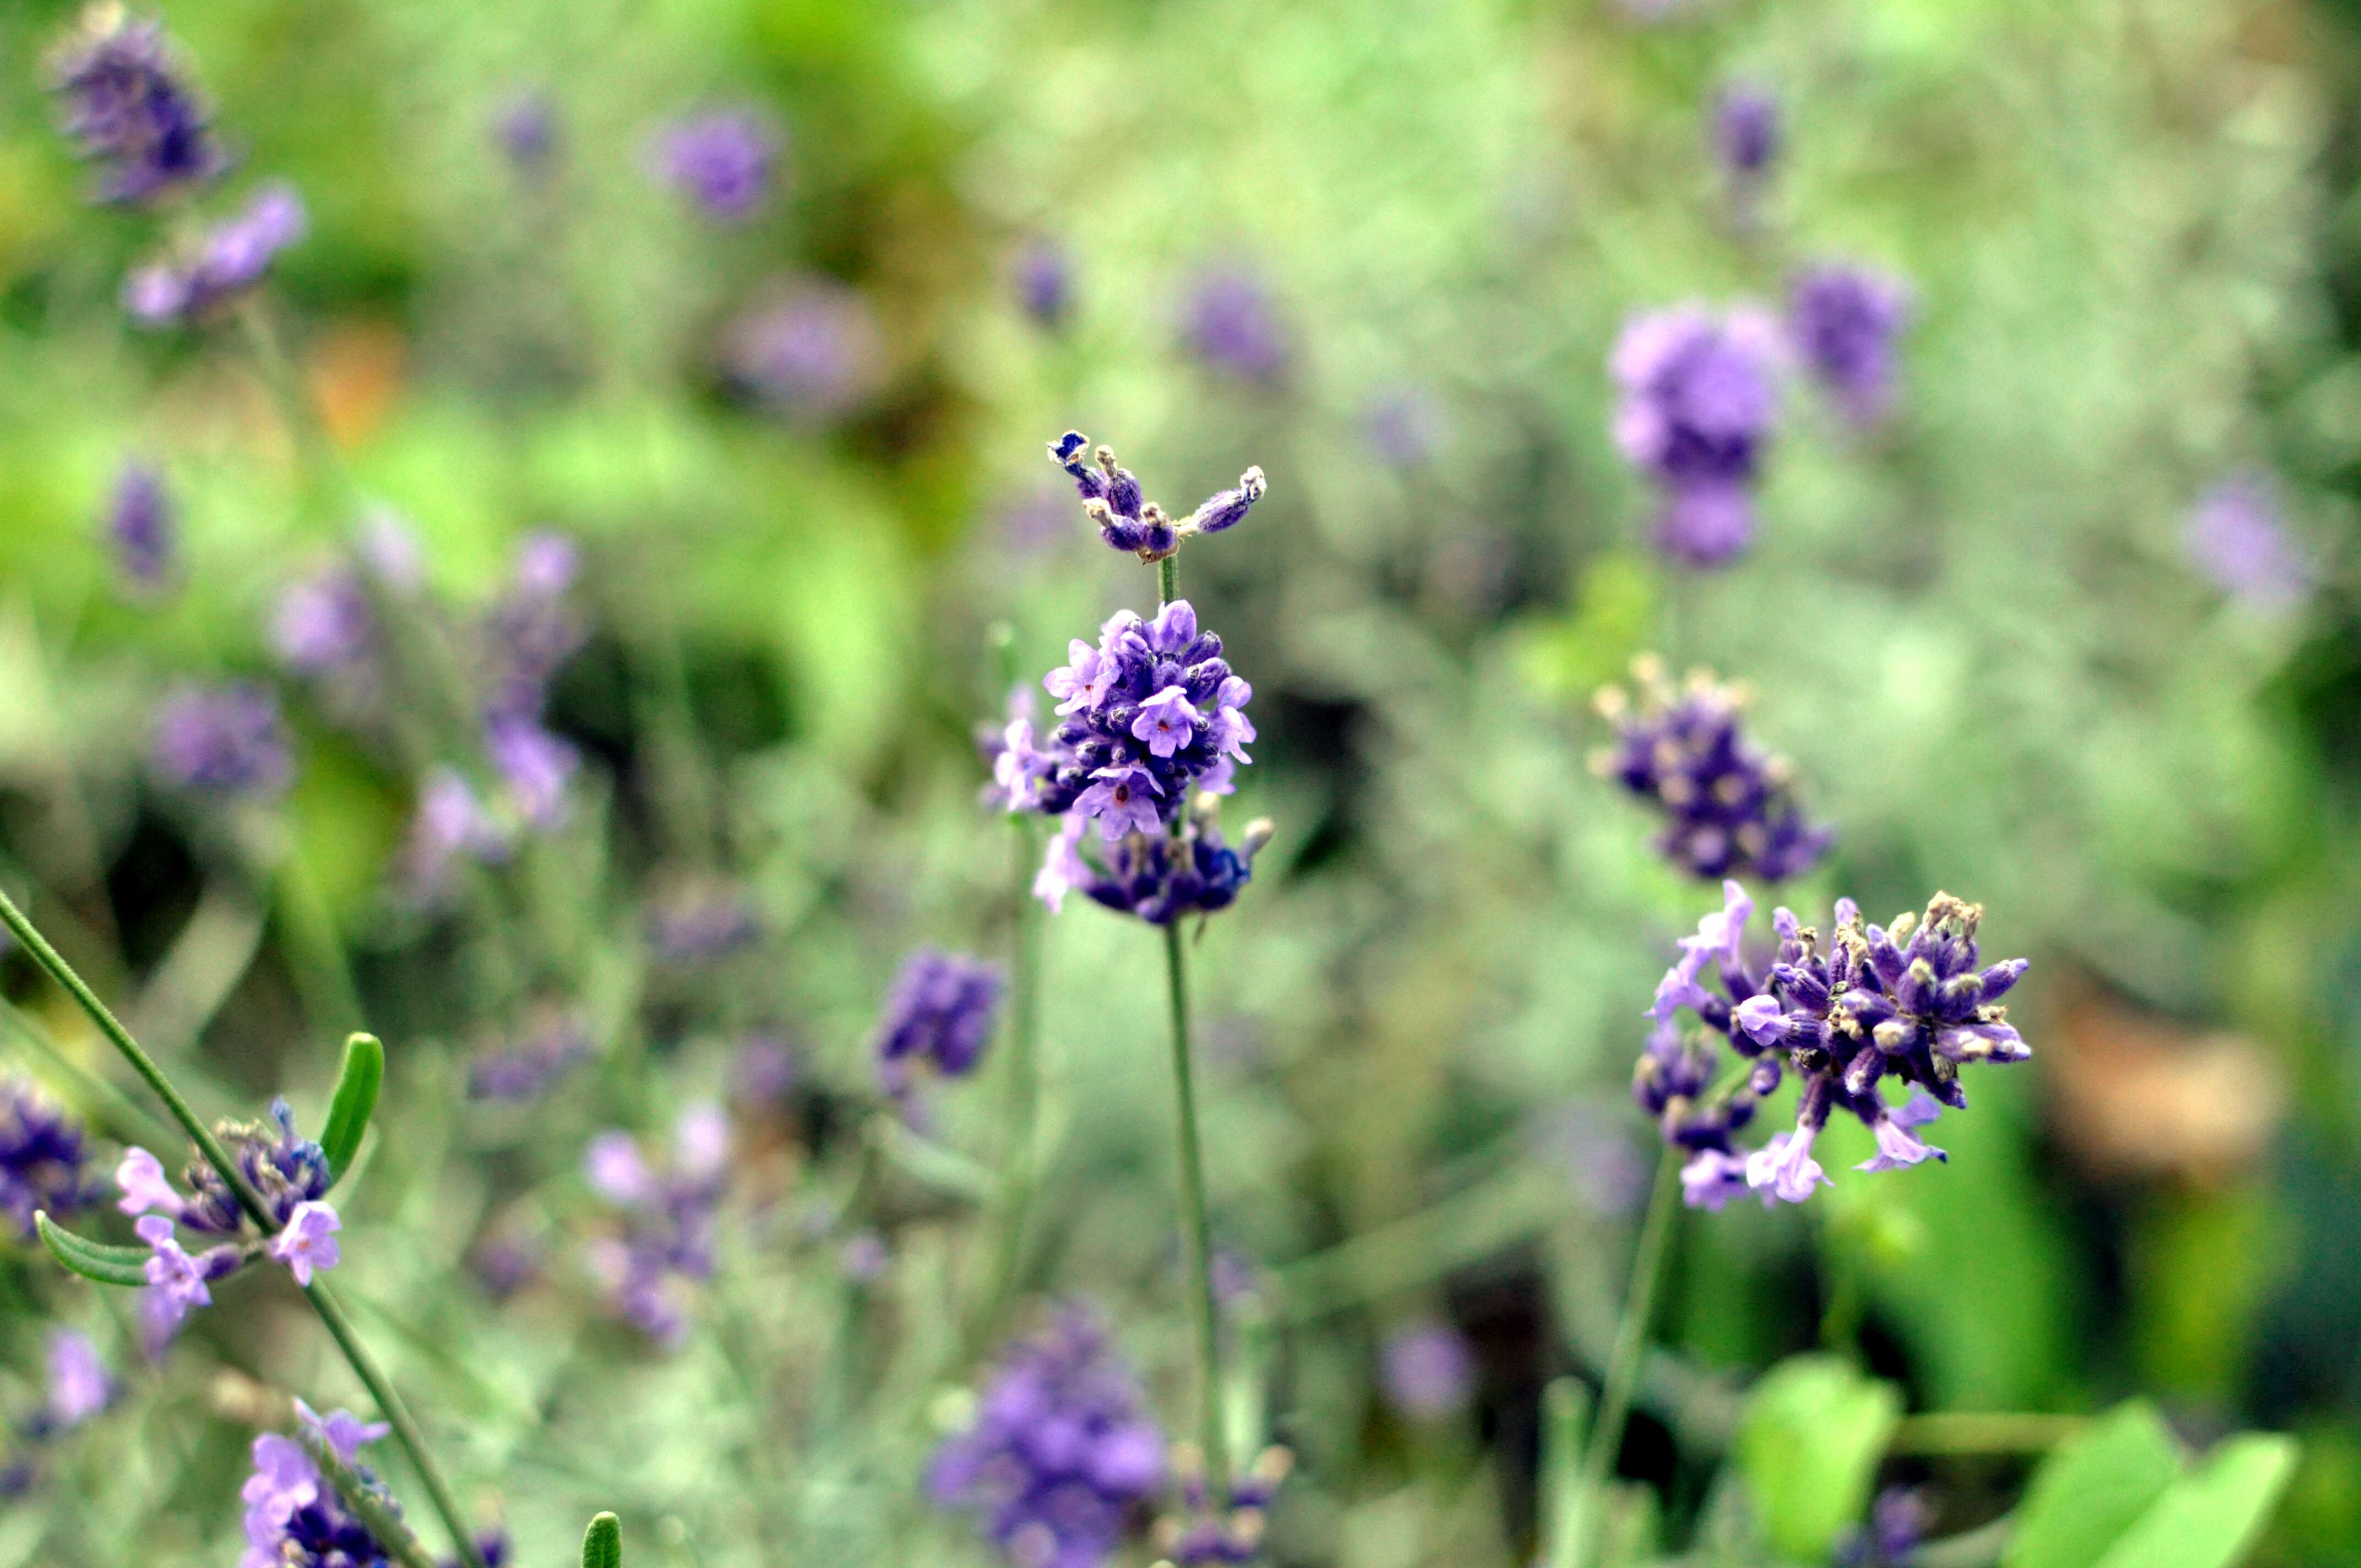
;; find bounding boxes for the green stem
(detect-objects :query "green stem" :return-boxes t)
[1158,554,1179,607]
[1886,1413,2086,1456]
[0,886,487,1568]
[1162,921,1230,1501]
[969,815,1046,1359]
[1571,1144,1682,1568]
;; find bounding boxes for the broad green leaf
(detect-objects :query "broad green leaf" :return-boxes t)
[1734,1354,1903,1560]
[581,1511,622,1568]
[2004,1401,2184,1568]
[34,1212,150,1288]
[320,1031,383,1185]
[2091,1435,2299,1568]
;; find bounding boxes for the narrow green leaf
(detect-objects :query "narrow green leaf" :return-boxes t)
[581,1511,622,1568]
[2004,1401,2184,1568]
[2090,1434,2299,1568]
[35,1211,152,1288]
[320,1031,383,1185]
[1540,1378,1593,1568]
[1734,1353,1903,1560]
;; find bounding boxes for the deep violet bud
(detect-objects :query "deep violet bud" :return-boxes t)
[492,91,559,176]
[1609,303,1783,568]
[1638,883,2031,1211]
[103,459,175,594]
[1787,263,1914,427]
[123,184,306,327]
[929,1306,1167,1568]
[1183,264,1290,385]
[151,681,292,799]
[873,949,1004,1099]
[1592,657,1832,883]
[1015,238,1074,328]
[1380,1320,1478,1420]
[2183,469,2314,612]
[1711,80,1781,183]
[649,106,781,222]
[46,7,226,206]
[1047,431,1267,560]
[0,1077,101,1239]
[721,277,886,422]
[1035,802,1273,925]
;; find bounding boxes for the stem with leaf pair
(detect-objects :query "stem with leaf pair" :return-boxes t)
[0,886,489,1568]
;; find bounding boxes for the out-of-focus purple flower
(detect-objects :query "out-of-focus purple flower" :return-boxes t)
[1364,386,1442,470]
[471,1233,540,1300]
[720,277,885,422]
[1711,80,1781,187]
[273,569,375,678]
[1609,304,1783,568]
[399,768,510,905]
[104,459,175,595]
[0,1077,100,1239]
[1015,238,1074,328]
[1183,264,1290,384]
[151,681,292,799]
[46,8,225,206]
[482,529,585,720]
[929,1306,1167,1568]
[2183,470,2314,612]
[1162,1444,1293,1566]
[266,1199,341,1286]
[582,1106,729,1349]
[645,881,762,965]
[484,715,576,830]
[1047,431,1267,560]
[649,106,781,222]
[355,508,426,593]
[123,184,306,328]
[1637,882,2032,1211]
[42,1329,114,1433]
[1591,657,1832,883]
[873,949,1004,1099]
[1837,1486,1932,1567]
[1787,263,1914,427]
[493,91,559,176]
[1381,1320,1478,1420]
[467,1011,589,1102]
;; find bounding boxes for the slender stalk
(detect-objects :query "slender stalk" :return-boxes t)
[1158,553,1179,606]
[0,886,487,1568]
[968,815,1045,1359]
[1162,921,1231,1501]
[1571,1144,1682,1568]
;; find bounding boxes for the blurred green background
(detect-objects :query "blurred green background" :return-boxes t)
[5,0,2361,1563]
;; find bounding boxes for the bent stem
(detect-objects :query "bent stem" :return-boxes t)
[1571,1144,1682,1568]
[1163,919,1231,1503]
[0,886,488,1568]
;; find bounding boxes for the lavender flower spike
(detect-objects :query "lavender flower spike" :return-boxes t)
[1636,885,2031,1209]
[1787,262,1914,427]
[1711,80,1781,186]
[151,681,293,799]
[873,949,1005,1101]
[1609,303,1783,567]
[1048,431,1267,560]
[650,106,781,222]
[104,458,176,594]
[47,7,225,206]
[1592,657,1832,883]
[240,1407,403,1568]
[124,184,307,328]
[0,1076,101,1238]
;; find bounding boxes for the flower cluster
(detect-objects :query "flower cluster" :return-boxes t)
[124,184,306,327]
[0,1077,101,1239]
[151,681,293,801]
[1591,658,1831,883]
[872,949,1004,1101]
[582,1106,729,1350]
[929,1307,1168,1568]
[1637,882,2030,1210]
[1048,434,1265,563]
[2184,469,2314,613]
[46,7,225,206]
[239,1403,397,1568]
[1609,305,1783,567]
[649,106,781,222]
[104,459,175,596]
[1036,805,1274,927]
[1157,1446,1293,1567]
[1787,263,1914,428]
[116,1099,345,1333]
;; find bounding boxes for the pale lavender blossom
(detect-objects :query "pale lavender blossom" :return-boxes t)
[124,184,306,326]
[1381,1321,1478,1420]
[2183,470,2314,612]
[649,106,781,222]
[151,682,292,799]
[721,277,885,421]
[265,1199,341,1286]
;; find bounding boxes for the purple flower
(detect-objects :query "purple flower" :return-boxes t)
[1035,802,1274,926]
[273,569,376,677]
[151,682,292,799]
[466,1011,589,1102]
[1380,1321,1478,1420]
[137,1215,215,1331]
[1364,386,1441,470]
[46,8,225,206]
[43,1329,113,1432]
[1183,264,1289,384]
[582,1106,729,1348]
[720,278,885,421]
[873,949,1004,1099]
[266,1199,341,1286]
[103,459,175,594]
[1711,80,1781,184]
[2183,470,2313,612]
[118,1098,334,1239]
[929,1306,1167,1568]
[1163,1446,1293,1565]
[239,1409,401,1568]
[1610,304,1783,568]
[482,530,584,717]
[493,91,558,176]
[1838,1486,1933,1567]
[115,1146,182,1218]
[485,715,576,830]
[399,768,510,905]
[649,106,781,222]
[124,184,306,328]
[1636,886,2031,1210]
[1787,263,1914,427]
[0,1077,100,1239]
[1593,658,1832,884]
[1015,239,1074,328]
